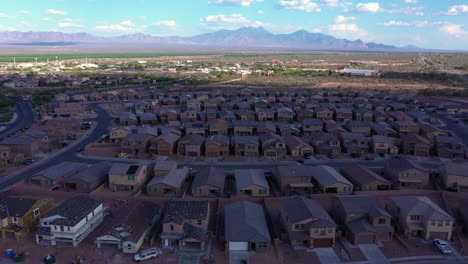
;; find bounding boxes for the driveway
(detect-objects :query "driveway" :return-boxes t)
[314,248,342,264]
[229,250,249,264]
[359,244,389,264]
[178,254,200,264]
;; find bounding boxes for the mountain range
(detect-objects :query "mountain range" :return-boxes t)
[0,27,413,51]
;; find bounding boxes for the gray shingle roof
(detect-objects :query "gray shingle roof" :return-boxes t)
[335,195,386,215]
[390,196,453,221]
[33,161,87,181]
[224,200,271,242]
[234,169,269,189]
[192,167,225,189]
[147,168,189,188]
[312,165,353,187]
[282,196,336,227]
[67,161,112,184]
[45,195,101,226]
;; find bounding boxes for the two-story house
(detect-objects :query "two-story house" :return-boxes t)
[282,197,336,248]
[108,162,150,192]
[35,195,104,247]
[161,200,210,251]
[384,158,429,189]
[275,165,314,194]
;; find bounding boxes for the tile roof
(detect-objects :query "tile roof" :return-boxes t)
[45,195,101,226]
[66,161,112,184]
[32,161,87,181]
[390,196,453,221]
[312,165,353,187]
[192,167,226,189]
[147,168,189,188]
[0,196,44,218]
[163,200,208,224]
[341,164,391,186]
[224,200,271,242]
[335,195,387,215]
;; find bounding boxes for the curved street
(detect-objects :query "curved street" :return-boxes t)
[0,96,36,140]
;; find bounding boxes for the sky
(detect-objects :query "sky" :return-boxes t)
[1,0,467,50]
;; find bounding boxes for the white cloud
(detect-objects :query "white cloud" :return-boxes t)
[325,23,371,41]
[121,20,134,26]
[379,20,411,26]
[46,9,67,15]
[95,24,133,31]
[257,10,265,15]
[320,0,351,7]
[63,18,81,22]
[404,0,417,3]
[388,6,424,16]
[200,14,251,29]
[154,20,177,27]
[353,2,382,13]
[444,5,468,15]
[19,10,30,14]
[0,13,12,18]
[440,24,467,38]
[58,22,85,28]
[335,15,355,23]
[278,0,321,13]
[209,0,263,7]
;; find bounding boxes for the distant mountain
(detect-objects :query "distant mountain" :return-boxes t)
[0,27,403,51]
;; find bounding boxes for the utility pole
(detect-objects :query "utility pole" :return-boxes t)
[13,57,16,68]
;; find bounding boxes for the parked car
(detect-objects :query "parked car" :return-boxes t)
[328,154,336,159]
[433,239,452,254]
[66,135,77,140]
[117,152,127,158]
[134,248,162,262]
[76,147,83,152]
[24,158,36,165]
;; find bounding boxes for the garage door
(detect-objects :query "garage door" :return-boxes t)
[428,232,448,240]
[229,242,248,251]
[314,238,333,248]
[355,234,375,244]
[187,152,199,157]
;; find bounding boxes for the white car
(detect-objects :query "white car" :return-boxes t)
[433,239,453,254]
[134,248,162,262]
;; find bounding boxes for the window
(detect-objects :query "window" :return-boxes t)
[445,220,450,226]
[295,224,305,230]
[258,242,267,248]
[302,177,309,183]
[150,187,157,193]
[350,214,355,218]
[314,228,318,233]
[60,226,64,232]
[438,220,443,227]
[128,175,135,181]
[344,186,351,192]
[328,228,333,233]
[47,180,52,185]
[170,225,174,231]
[67,227,70,231]
[410,215,420,221]
[365,185,371,190]
[34,208,40,217]
[197,220,202,225]
[259,189,267,194]
[83,183,89,189]
[431,220,436,226]
[13,217,18,223]
[378,219,386,225]
[320,228,326,233]
[401,172,409,177]
[195,189,202,194]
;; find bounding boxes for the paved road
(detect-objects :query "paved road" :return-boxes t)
[0,96,36,140]
[0,103,113,190]
[429,112,468,146]
[315,248,342,264]
[359,244,389,264]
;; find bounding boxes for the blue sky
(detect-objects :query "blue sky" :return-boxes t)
[1,0,467,50]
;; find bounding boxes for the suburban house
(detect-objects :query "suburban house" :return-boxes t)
[110,126,133,142]
[441,162,468,192]
[150,132,180,156]
[234,169,270,197]
[341,164,392,191]
[95,201,161,253]
[35,195,104,247]
[146,168,189,197]
[334,195,393,244]
[284,135,314,157]
[0,137,41,158]
[192,167,226,197]
[259,133,287,158]
[161,200,210,251]
[120,133,153,156]
[384,158,429,189]
[224,200,271,252]
[177,134,205,157]
[153,160,177,177]
[282,197,336,248]
[435,136,466,159]
[393,120,419,135]
[387,196,454,240]
[399,134,431,157]
[25,161,87,190]
[205,135,230,157]
[371,136,398,155]
[108,162,150,192]
[233,136,259,157]
[0,195,54,241]
[311,165,354,194]
[274,165,314,194]
[0,146,23,168]
[302,119,323,135]
[62,161,112,193]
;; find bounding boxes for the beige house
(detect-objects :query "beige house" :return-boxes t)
[110,126,133,142]
[388,196,454,240]
[311,165,354,194]
[153,160,177,177]
[146,168,189,197]
[108,162,150,192]
[234,169,270,197]
[441,162,468,192]
[341,164,391,191]
[384,158,429,189]
[282,197,336,249]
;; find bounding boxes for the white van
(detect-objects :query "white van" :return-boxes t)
[134,248,162,262]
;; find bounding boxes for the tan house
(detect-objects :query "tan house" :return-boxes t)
[205,135,230,157]
[108,162,150,192]
[388,196,454,240]
[25,161,87,190]
[62,161,112,193]
[150,133,180,156]
[233,136,259,157]
[153,160,177,177]
[341,164,391,191]
[384,158,429,189]
[282,197,336,248]
[275,165,314,194]
[334,195,393,244]
[110,126,133,142]
[161,200,209,251]
[441,162,468,192]
[146,168,189,197]
[192,167,225,197]
[311,165,353,194]
[178,134,205,157]
[234,169,270,197]
[371,135,398,155]
[0,196,54,240]
[284,135,314,157]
